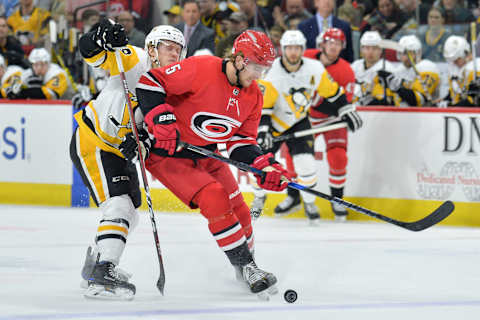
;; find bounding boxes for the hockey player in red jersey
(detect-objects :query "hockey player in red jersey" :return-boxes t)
[127,30,289,299]
[284,28,356,221]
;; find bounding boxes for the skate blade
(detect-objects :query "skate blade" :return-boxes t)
[274,204,302,217]
[83,284,134,301]
[257,291,270,301]
[334,215,347,222]
[267,285,278,295]
[308,218,320,226]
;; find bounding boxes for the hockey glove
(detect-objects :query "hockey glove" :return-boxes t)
[256,127,273,151]
[4,81,22,99]
[144,104,180,156]
[119,129,152,163]
[377,70,402,92]
[94,18,128,52]
[252,153,290,191]
[25,74,43,87]
[338,104,363,132]
[72,85,93,110]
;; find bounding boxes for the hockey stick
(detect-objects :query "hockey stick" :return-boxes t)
[406,51,434,106]
[49,20,79,92]
[180,142,455,232]
[114,49,166,295]
[471,22,479,106]
[273,122,347,143]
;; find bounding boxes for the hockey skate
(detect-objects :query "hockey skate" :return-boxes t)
[84,261,136,300]
[304,202,320,226]
[80,245,131,289]
[241,261,278,300]
[250,195,266,220]
[331,202,348,222]
[274,195,301,216]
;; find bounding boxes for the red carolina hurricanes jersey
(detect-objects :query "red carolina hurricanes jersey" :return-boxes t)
[304,49,355,120]
[137,56,263,154]
[304,49,354,102]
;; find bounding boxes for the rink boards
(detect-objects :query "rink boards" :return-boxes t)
[0,100,479,226]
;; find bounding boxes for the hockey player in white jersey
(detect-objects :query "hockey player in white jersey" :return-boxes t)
[0,54,24,98]
[351,31,398,106]
[6,48,69,99]
[440,35,480,107]
[380,35,440,107]
[250,30,362,224]
[70,19,186,300]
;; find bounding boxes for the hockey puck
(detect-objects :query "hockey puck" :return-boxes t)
[283,289,297,303]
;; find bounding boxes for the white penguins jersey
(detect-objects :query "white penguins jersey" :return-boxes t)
[257,57,341,134]
[74,45,150,156]
[351,58,397,105]
[394,59,440,106]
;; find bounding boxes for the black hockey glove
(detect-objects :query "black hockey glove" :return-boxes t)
[257,128,273,151]
[119,129,152,163]
[4,81,22,99]
[94,18,128,52]
[338,104,363,132]
[377,70,402,92]
[25,74,43,87]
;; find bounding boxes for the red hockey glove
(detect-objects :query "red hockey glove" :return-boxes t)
[144,104,179,156]
[252,153,290,191]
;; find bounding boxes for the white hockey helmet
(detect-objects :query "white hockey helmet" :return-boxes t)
[0,54,5,68]
[280,30,306,52]
[443,35,470,63]
[28,48,51,64]
[145,25,186,60]
[398,35,422,62]
[360,31,382,47]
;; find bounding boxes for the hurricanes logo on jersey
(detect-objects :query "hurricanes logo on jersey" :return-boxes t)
[191,112,242,142]
[283,87,310,119]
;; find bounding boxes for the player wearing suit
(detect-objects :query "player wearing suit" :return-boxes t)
[133,30,289,299]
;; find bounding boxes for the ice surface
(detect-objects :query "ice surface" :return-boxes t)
[1,205,480,320]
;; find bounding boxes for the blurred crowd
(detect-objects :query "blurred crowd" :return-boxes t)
[0,0,479,107]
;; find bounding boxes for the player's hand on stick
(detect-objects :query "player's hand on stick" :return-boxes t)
[5,81,22,99]
[94,18,128,52]
[338,104,363,132]
[257,128,273,151]
[144,103,180,156]
[119,130,152,163]
[377,70,402,92]
[252,153,290,191]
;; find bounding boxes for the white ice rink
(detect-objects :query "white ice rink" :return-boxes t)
[1,205,480,320]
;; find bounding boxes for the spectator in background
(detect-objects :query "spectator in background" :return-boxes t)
[269,24,285,56]
[236,0,274,31]
[8,0,51,46]
[0,16,27,68]
[199,0,237,42]
[272,0,312,31]
[440,0,475,24]
[398,0,430,26]
[0,54,24,98]
[361,0,408,39]
[0,0,18,17]
[163,4,183,26]
[12,48,68,99]
[176,0,215,57]
[81,9,100,32]
[117,11,146,48]
[298,0,354,62]
[215,11,248,57]
[418,6,451,62]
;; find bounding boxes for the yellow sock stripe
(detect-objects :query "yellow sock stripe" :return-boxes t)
[97,225,129,235]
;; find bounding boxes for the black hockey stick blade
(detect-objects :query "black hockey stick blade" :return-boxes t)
[288,182,455,232]
[181,142,455,232]
[157,257,165,294]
